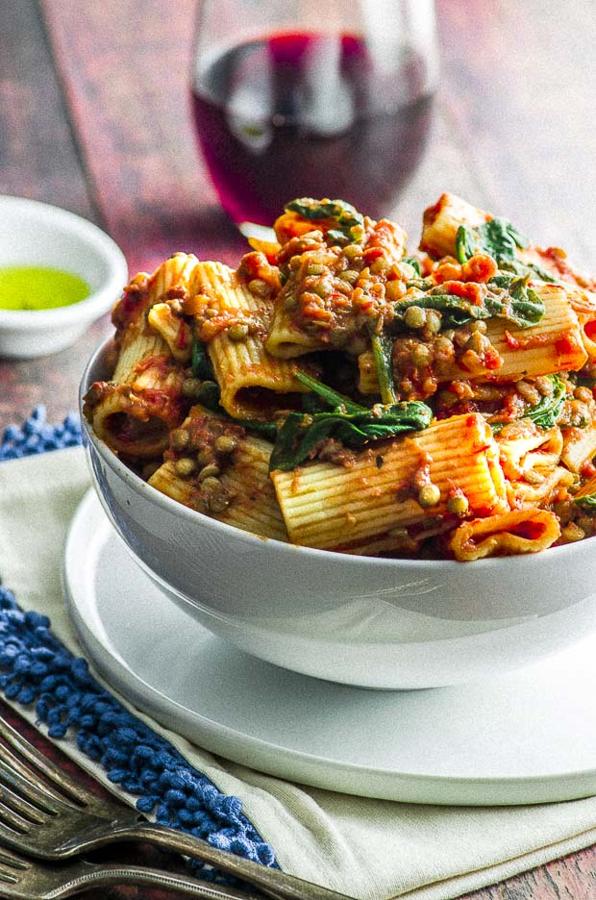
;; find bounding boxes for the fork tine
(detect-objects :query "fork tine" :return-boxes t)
[0,783,47,825]
[0,800,35,834]
[0,760,60,815]
[0,820,37,857]
[0,846,30,873]
[0,741,73,807]
[0,715,91,806]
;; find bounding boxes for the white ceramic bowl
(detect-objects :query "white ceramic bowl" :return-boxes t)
[0,196,128,358]
[81,340,596,689]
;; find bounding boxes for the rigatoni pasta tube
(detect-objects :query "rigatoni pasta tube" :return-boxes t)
[420,193,489,258]
[358,284,587,395]
[535,285,596,362]
[149,409,287,541]
[113,253,199,373]
[86,356,185,459]
[497,424,563,481]
[84,254,199,458]
[561,423,596,473]
[496,424,572,507]
[147,303,192,363]
[265,303,322,359]
[508,467,574,509]
[271,413,508,552]
[449,509,561,561]
[189,261,309,419]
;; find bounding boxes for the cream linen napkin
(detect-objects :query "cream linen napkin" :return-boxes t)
[0,447,595,900]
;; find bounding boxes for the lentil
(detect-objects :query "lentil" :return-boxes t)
[228,322,249,341]
[214,434,238,454]
[201,476,222,492]
[516,381,541,405]
[340,269,359,284]
[426,310,442,333]
[447,492,469,516]
[170,428,189,451]
[370,257,390,274]
[248,278,270,297]
[412,343,433,368]
[536,376,554,396]
[175,457,197,477]
[404,306,427,329]
[343,243,362,260]
[198,463,221,480]
[466,330,489,355]
[182,377,203,398]
[196,448,215,466]
[386,280,406,301]
[418,483,441,507]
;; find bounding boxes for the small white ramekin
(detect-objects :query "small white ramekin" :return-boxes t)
[0,195,128,358]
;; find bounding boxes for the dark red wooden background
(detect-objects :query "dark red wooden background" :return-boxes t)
[0,0,594,896]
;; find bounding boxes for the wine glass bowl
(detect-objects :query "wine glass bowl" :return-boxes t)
[190,0,439,228]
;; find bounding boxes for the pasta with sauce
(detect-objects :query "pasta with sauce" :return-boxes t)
[84,194,596,561]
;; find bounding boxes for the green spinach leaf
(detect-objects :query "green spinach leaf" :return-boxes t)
[455,226,476,265]
[392,277,545,330]
[285,198,364,242]
[239,419,278,440]
[370,334,397,404]
[195,381,221,412]
[295,371,365,415]
[403,255,422,276]
[525,375,567,429]
[573,493,596,511]
[500,275,546,327]
[456,217,527,263]
[269,400,432,471]
[498,257,557,284]
[191,336,214,380]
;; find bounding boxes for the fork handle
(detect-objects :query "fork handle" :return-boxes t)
[103,822,350,900]
[46,860,263,899]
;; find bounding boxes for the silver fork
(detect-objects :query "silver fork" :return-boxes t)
[0,715,352,900]
[0,844,263,898]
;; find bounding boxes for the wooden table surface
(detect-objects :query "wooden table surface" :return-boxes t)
[0,0,594,897]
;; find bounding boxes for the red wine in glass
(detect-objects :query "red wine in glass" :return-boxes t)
[191,31,435,227]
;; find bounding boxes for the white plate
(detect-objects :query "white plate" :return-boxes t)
[64,490,596,806]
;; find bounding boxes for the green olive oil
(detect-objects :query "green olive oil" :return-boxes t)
[0,266,90,310]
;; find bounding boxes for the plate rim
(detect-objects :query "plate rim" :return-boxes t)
[63,489,596,806]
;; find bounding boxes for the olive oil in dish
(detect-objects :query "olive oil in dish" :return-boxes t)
[0,266,90,310]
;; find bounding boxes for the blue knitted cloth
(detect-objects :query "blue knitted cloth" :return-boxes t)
[0,407,276,877]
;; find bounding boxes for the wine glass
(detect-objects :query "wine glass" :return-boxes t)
[190,0,438,231]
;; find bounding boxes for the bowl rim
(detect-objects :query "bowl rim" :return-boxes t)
[81,336,596,572]
[0,195,128,329]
